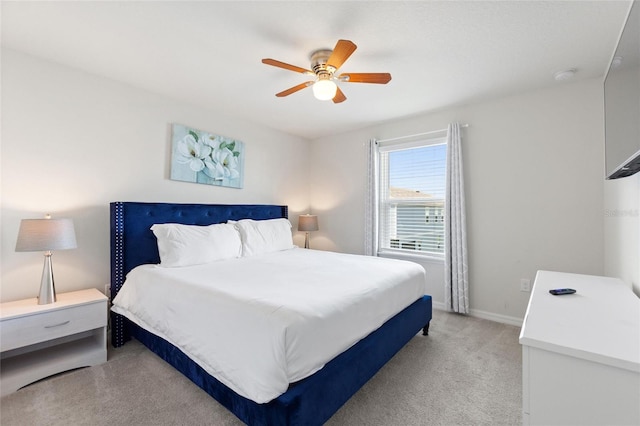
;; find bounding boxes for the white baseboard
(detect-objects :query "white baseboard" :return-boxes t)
[432,301,523,327]
[468,308,523,327]
[431,300,446,311]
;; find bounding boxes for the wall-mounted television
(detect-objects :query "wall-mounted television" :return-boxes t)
[604,1,640,179]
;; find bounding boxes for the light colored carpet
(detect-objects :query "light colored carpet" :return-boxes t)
[0,309,522,425]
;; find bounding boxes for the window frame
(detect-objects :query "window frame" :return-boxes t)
[377,136,447,260]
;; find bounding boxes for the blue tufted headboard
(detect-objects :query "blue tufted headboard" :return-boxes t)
[109,201,288,346]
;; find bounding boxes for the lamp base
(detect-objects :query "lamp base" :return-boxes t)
[304,232,310,249]
[38,252,56,305]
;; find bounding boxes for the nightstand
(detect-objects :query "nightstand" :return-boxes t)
[0,288,107,396]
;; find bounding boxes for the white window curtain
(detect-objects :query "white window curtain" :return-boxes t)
[444,122,469,314]
[364,138,379,256]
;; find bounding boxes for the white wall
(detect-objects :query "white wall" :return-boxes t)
[310,79,606,323]
[604,173,640,295]
[1,49,311,302]
[3,47,625,324]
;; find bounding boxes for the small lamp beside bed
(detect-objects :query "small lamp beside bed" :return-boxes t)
[298,214,319,249]
[15,214,77,304]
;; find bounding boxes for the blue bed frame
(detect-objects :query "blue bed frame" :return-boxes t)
[110,201,432,425]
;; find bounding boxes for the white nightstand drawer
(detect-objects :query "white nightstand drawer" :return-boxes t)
[0,301,106,352]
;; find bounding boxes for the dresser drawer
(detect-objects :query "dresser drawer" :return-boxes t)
[0,300,106,352]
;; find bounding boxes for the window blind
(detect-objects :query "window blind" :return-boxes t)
[379,140,446,255]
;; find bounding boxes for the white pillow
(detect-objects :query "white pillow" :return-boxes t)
[150,223,242,267]
[233,218,294,257]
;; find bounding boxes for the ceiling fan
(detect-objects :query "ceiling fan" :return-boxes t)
[262,39,392,104]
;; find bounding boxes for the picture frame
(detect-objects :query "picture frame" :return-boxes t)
[170,123,245,189]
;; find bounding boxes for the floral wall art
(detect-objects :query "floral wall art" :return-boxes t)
[170,124,244,189]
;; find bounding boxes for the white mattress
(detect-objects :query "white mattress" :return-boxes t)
[111,248,426,403]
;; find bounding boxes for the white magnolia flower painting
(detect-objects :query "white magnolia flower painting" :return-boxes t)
[170,124,244,189]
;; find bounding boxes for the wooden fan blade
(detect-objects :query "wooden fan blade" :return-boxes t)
[332,87,347,104]
[262,58,313,74]
[275,82,313,97]
[327,39,357,70]
[340,73,392,84]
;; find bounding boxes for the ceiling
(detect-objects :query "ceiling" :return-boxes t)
[0,1,633,140]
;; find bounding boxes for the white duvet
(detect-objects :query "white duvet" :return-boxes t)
[111,248,426,403]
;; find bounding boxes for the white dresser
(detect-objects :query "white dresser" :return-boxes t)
[0,288,107,396]
[519,270,640,425]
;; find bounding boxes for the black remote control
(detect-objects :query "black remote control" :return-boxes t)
[549,288,576,295]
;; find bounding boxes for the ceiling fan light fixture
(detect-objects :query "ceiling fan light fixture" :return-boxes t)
[262,39,391,103]
[312,78,337,101]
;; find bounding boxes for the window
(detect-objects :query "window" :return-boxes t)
[378,137,446,257]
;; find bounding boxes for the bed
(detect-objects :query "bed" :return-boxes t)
[110,201,432,425]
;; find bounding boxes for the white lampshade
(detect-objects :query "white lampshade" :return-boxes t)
[312,79,337,101]
[298,214,319,232]
[16,218,77,252]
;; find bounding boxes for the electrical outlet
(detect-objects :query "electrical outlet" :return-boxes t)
[520,278,531,292]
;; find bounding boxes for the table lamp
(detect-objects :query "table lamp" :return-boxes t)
[298,214,319,249]
[15,215,77,304]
